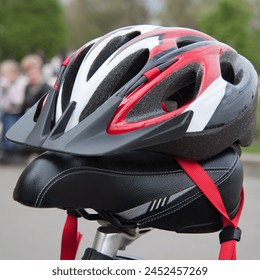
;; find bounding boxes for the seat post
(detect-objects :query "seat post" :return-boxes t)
[89,226,141,259]
[92,226,139,259]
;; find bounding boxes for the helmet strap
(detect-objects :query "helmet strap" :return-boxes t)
[177,158,244,260]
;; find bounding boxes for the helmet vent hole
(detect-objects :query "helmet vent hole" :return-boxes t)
[79,49,149,121]
[163,68,201,111]
[176,39,197,48]
[165,82,195,111]
[113,48,149,93]
[87,31,141,80]
[176,36,208,48]
[220,61,235,84]
[61,43,94,112]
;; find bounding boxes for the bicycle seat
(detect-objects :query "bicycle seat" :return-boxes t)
[13,146,243,233]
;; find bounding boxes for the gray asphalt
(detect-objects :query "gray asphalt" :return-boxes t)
[0,158,259,260]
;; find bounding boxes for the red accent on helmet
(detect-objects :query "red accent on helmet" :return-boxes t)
[107,44,232,135]
[62,56,71,66]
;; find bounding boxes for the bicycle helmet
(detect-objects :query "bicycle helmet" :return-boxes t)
[6,25,258,160]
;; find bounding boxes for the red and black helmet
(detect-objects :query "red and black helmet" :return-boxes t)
[7,25,258,160]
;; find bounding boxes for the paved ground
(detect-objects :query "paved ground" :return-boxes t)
[0,155,259,260]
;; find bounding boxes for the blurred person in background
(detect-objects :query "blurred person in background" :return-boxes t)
[20,54,52,114]
[19,54,52,160]
[42,54,63,86]
[0,60,26,164]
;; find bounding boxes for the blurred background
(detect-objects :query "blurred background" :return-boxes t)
[0,0,259,259]
[0,0,259,151]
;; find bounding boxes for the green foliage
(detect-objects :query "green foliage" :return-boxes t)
[157,0,214,29]
[256,98,260,137]
[0,0,68,61]
[198,0,260,72]
[242,141,260,153]
[157,0,260,72]
[63,0,150,50]
[157,0,260,143]
[198,0,260,140]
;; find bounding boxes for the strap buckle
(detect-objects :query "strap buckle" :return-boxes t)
[219,226,242,244]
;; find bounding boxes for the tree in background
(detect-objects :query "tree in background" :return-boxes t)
[63,0,150,50]
[157,0,260,72]
[157,0,260,138]
[198,0,260,72]
[156,0,214,29]
[0,0,68,61]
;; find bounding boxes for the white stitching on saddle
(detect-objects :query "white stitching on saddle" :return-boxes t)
[137,154,239,224]
[35,152,238,209]
[35,168,185,207]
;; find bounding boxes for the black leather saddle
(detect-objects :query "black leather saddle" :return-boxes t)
[14,146,243,233]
